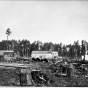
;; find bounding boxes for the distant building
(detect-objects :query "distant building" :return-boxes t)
[31,51,58,59]
[0,50,14,60]
[81,55,88,61]
[4,50,14,57]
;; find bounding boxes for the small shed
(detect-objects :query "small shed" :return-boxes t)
[4,50,14,57]
[3,50,14,61]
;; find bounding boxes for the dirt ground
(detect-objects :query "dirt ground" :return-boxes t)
[0,68,20,86]
[0,61,88,87]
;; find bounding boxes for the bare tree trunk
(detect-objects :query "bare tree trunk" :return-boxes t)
[7,35,8,50]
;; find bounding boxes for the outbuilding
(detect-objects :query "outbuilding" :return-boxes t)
[0,50,14,61]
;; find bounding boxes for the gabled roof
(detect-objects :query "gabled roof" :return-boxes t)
[32,51,52,54]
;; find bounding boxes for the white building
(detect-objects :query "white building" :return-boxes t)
[82,55,88,61]
[31,51,58,59]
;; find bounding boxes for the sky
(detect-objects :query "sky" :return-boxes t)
[0,1,88,45]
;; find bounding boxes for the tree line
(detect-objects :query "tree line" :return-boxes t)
[0,39,87,58]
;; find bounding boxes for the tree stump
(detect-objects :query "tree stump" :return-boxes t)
[67,63,75,78]
[26,70,33,86]
[20,69,33,86]
[20,72,27,86]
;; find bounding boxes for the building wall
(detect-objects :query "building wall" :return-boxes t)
[31,51,58,59]
[4,52,13,56]
[82,55,88,61]
[52,52,58,58]
[32,53,53,59]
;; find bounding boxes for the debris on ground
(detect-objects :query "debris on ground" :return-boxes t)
[0,58,88,87]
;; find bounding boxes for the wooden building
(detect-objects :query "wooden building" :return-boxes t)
[31,51,58,59]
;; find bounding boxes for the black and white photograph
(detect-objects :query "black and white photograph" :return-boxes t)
[0,0,88,87]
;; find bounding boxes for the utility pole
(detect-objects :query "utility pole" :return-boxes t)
[76,49,77,59]
[22,44,24,57]
[25,43,29,58]
[27,48,29,58]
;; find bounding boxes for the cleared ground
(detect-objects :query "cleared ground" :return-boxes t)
[0,59,88,86]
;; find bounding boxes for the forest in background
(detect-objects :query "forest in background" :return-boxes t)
[0,39,87,58]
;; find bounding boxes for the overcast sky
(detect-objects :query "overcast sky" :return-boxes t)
[0,1,88,45]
